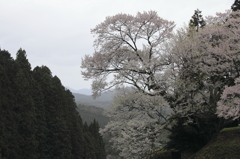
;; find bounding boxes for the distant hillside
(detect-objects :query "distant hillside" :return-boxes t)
[72,91,114,128]
[189,126,240,159]
[77,104,110,128]
[73,91,115,108]
[65,87,92,95]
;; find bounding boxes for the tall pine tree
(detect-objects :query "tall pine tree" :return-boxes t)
[14,49,38,159]
[232,0,240,11]
[189,9,206,32]
[0,49,19,159]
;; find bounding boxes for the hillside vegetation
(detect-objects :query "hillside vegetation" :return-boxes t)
[189,126,240,159]
[77,104,110,128]
[150,126,240,159]
[72,92,113,128]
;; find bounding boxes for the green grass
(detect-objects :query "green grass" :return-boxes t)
[144,148,172,159]
[188,126,240,159]
[144,126,240,159]
[220,126,240,132]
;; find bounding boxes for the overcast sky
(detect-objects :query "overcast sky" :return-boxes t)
[0,0,234,90]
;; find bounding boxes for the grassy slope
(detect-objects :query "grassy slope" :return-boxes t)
[189,126,240,159]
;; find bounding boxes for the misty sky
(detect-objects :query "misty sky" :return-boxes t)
[0,0,234,90]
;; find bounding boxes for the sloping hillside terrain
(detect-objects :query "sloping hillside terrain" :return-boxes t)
[72,91,113,128]
[77,104,110,128]
[189,126,240,159]
[149,126,240,159]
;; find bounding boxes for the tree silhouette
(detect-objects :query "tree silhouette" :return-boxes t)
[189,9,206,32]
[232,0,240,11]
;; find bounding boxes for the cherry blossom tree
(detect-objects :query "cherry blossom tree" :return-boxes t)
[81,11,175,98]
[196,10,240,108]
[100,87,171,159]
[82,9,240,156]
[167,10,240,116]
[205,10,231,25]
[217,77,240,120]
[164,11,240,152]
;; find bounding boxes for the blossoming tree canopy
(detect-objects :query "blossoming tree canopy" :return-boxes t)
[100,87,170,158]
[81,11,175,98]
[217,77,240,120]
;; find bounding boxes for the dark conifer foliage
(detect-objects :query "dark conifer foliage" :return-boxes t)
[14,49,39,159]
[87,120,106,159]
[0,48,106,159]
[232,0,240,11]
[189,9,206,32]
[166,113,222,153]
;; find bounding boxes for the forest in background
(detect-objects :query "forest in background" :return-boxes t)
[77,103,110,128]
[0,48,106,159]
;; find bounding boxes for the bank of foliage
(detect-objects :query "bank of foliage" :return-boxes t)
[188,126,240,159]
[0,49,105,159]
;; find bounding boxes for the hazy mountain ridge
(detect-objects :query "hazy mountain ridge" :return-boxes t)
[69,89,114,128]
[72,91,115,108]
[65,87,92,95]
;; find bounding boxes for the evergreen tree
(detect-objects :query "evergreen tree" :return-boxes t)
[32,66,62,159]
[166,113,222,153]
[232,0,240,11]
[32,66,50,159]
[14,49,38,159]
[50,76,72,158]
[0,49,19,159]
[62,89,85,159]
[88,120,106,159]
[189,9,206,32]
[0,48,106,159]
[82,122,96,158]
